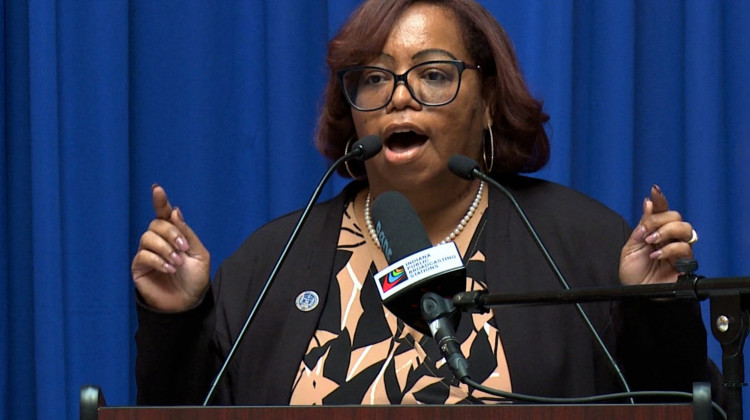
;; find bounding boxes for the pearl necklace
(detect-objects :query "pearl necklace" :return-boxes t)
[364,181,485,248]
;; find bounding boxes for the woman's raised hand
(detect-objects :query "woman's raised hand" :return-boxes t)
[619,185,696,286]
[131,184,211,312]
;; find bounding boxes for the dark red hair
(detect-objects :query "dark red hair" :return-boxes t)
[315,0,550,177]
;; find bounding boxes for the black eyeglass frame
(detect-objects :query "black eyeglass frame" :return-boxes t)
[337,60,481,112]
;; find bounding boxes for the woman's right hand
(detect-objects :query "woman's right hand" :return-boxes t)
[131,184,211,312]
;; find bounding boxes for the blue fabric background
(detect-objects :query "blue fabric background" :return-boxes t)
[2,1,748,418]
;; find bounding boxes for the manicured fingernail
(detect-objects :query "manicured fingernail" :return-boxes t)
[645,232,659,244]
[652,184,663,195]
[170,252,183,266]
[163,262,176,273]
[649,249,662,259]
[176,236,189,252]
[635,225,647,241]
[151,183,160,191]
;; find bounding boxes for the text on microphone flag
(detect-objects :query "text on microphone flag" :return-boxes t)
[374,242,463,301]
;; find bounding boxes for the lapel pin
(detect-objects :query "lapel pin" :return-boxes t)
[295,291,319,312]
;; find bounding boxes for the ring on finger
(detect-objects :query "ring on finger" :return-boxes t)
[688,229,698,245]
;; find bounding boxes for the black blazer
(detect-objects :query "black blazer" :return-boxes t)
[136,176,709,405]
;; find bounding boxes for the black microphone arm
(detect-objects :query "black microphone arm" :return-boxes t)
[202,135,382,405]
[452,261,750,309]
[447,154,633,397]
[453,264,750,420]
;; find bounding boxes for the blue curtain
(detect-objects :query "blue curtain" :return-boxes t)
[2,1,748,418]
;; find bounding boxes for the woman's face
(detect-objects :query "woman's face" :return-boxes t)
[353,3,489,194]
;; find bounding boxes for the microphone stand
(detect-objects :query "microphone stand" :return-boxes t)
[452,260,749,420]
[711,282,750,420]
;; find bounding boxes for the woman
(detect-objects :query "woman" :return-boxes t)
[133,0,711,406]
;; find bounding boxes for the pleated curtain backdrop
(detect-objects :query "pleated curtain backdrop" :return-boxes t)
[2,1,748,419]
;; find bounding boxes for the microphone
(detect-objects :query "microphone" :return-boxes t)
[370,190,431,262]
[345,134,382,161]
[370,191,470,381]
[370,191,466,335]
[447,154,633,396]
[202,135,382,405]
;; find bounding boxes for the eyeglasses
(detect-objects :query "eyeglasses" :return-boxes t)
[338,60,481,112]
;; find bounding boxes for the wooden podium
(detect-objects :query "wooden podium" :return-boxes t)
[94,404,694,420]
[81,387,697,420]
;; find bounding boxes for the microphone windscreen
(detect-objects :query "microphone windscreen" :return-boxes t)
[448,154,479,180]
[352,135,382,160]
[371,191,431,264]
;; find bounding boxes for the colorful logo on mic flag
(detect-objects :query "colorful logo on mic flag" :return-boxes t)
[381,266,407,292]
[373,242,463,301]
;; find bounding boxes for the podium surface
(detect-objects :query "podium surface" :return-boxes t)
[95,404,694,419]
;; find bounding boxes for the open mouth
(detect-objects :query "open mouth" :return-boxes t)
[385,131,429,153]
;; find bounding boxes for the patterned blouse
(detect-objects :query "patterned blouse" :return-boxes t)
[290,195,511,405]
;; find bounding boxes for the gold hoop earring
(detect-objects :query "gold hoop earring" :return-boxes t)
[344,136,359,179]
[483,125,495,173]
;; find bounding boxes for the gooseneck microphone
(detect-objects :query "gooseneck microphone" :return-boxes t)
[447,154,633,398]
[202,135,381,405]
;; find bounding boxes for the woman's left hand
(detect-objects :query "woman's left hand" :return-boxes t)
[619,185,697,286]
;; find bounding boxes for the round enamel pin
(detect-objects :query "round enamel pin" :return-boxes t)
[295,291,319,312]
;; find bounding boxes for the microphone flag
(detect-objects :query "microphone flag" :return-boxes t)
[374,242,465,334]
